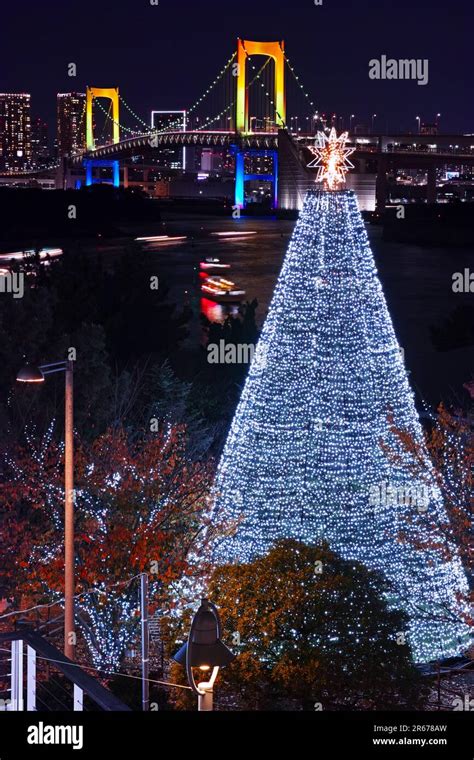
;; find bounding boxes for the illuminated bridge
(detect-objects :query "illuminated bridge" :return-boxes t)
[75,130,279,159]
[4,37,474,211]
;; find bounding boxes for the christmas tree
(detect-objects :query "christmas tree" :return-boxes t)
[211,130,470,663]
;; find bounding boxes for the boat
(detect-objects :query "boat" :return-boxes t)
[199,257,231,273]
[0,247,63,264]
[201,275,246,302]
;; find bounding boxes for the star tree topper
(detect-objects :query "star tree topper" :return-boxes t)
[307,128,355,190]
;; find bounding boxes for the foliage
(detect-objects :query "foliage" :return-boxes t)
[385,400,473,627]
[171,540,428,710]
[0,423,215,669]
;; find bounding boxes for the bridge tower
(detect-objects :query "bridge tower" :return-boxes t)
[84,87,120,188]
[236,39,286,134]
[234,40,285,210]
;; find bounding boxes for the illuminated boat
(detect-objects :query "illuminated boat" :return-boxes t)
[199,257,231,273]
[0,247,63,264]
[201,275,246,302]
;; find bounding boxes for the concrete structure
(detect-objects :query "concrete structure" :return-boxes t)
[84,87,120,187]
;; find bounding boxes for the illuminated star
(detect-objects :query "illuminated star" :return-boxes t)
[307,128,355,190]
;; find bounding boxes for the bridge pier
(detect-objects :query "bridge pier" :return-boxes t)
[234,148,278,210]
[277,129,314,211]
[427,165,437,204]
[84,159,120,188]
[55,156,68,190]
[376,157,388,213]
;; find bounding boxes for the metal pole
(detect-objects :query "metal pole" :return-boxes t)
[140,573,149,711]
[26,645,36,711]
[64,360,75,660]
[73,684,83,711]
[11,639,24,711]
[197,683,213,711]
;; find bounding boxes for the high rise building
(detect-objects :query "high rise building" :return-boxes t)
[0,93,32,170]
[150,110,186,170]
[56,93,86,157]
[200,149,223,174]
[31,116,50,166]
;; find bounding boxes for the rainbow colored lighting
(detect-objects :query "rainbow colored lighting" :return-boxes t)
[86,86,120,152]
[236,39,286,134]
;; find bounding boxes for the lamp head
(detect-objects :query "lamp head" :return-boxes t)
[16,365,45,383]
[173,599,235,670]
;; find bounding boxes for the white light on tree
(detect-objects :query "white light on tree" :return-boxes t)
[211,184,471,663]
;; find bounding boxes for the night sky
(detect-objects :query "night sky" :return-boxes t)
[1,0,471,134]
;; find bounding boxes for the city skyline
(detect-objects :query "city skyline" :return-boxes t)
[1,0,472,136]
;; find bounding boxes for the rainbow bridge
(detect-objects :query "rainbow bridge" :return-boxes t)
[4,38,474,211]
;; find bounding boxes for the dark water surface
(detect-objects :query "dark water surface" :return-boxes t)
[131,213,473,410]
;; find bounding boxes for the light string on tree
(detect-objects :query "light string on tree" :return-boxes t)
[210,165,471,664]
[5,422,209,670]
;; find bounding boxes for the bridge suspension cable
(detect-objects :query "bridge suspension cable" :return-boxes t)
[186,51,236,118]
[244,53,282,130]
[93,95,140,136]
[283,52,319,119]
[82,46,320,149]
[195,54,274,132]
[116,50,238,136]
[99,101,114,143]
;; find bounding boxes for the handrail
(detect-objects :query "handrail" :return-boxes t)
[0,630,131,711]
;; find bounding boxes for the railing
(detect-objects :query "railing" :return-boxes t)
[0,630,130,711]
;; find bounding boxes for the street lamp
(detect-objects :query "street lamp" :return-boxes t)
[350,114,355,132]
[17,359,75,660]
[173,598,235,711]
[371,113,377,133]
[416,115,421,134]
[436,113,441,130]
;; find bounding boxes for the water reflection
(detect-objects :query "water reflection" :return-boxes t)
[200,298,241,323]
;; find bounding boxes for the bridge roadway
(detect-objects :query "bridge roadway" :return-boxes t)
[70,130,278,165]
[2,131,473,179]
[70,129,474,166]
[2,131,474,212]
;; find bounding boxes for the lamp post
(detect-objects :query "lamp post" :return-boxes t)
[173,598,235,711]
[371,113,377,133]
[17,360,75,660]
[416,115,421,134]
[350,114,355,132]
